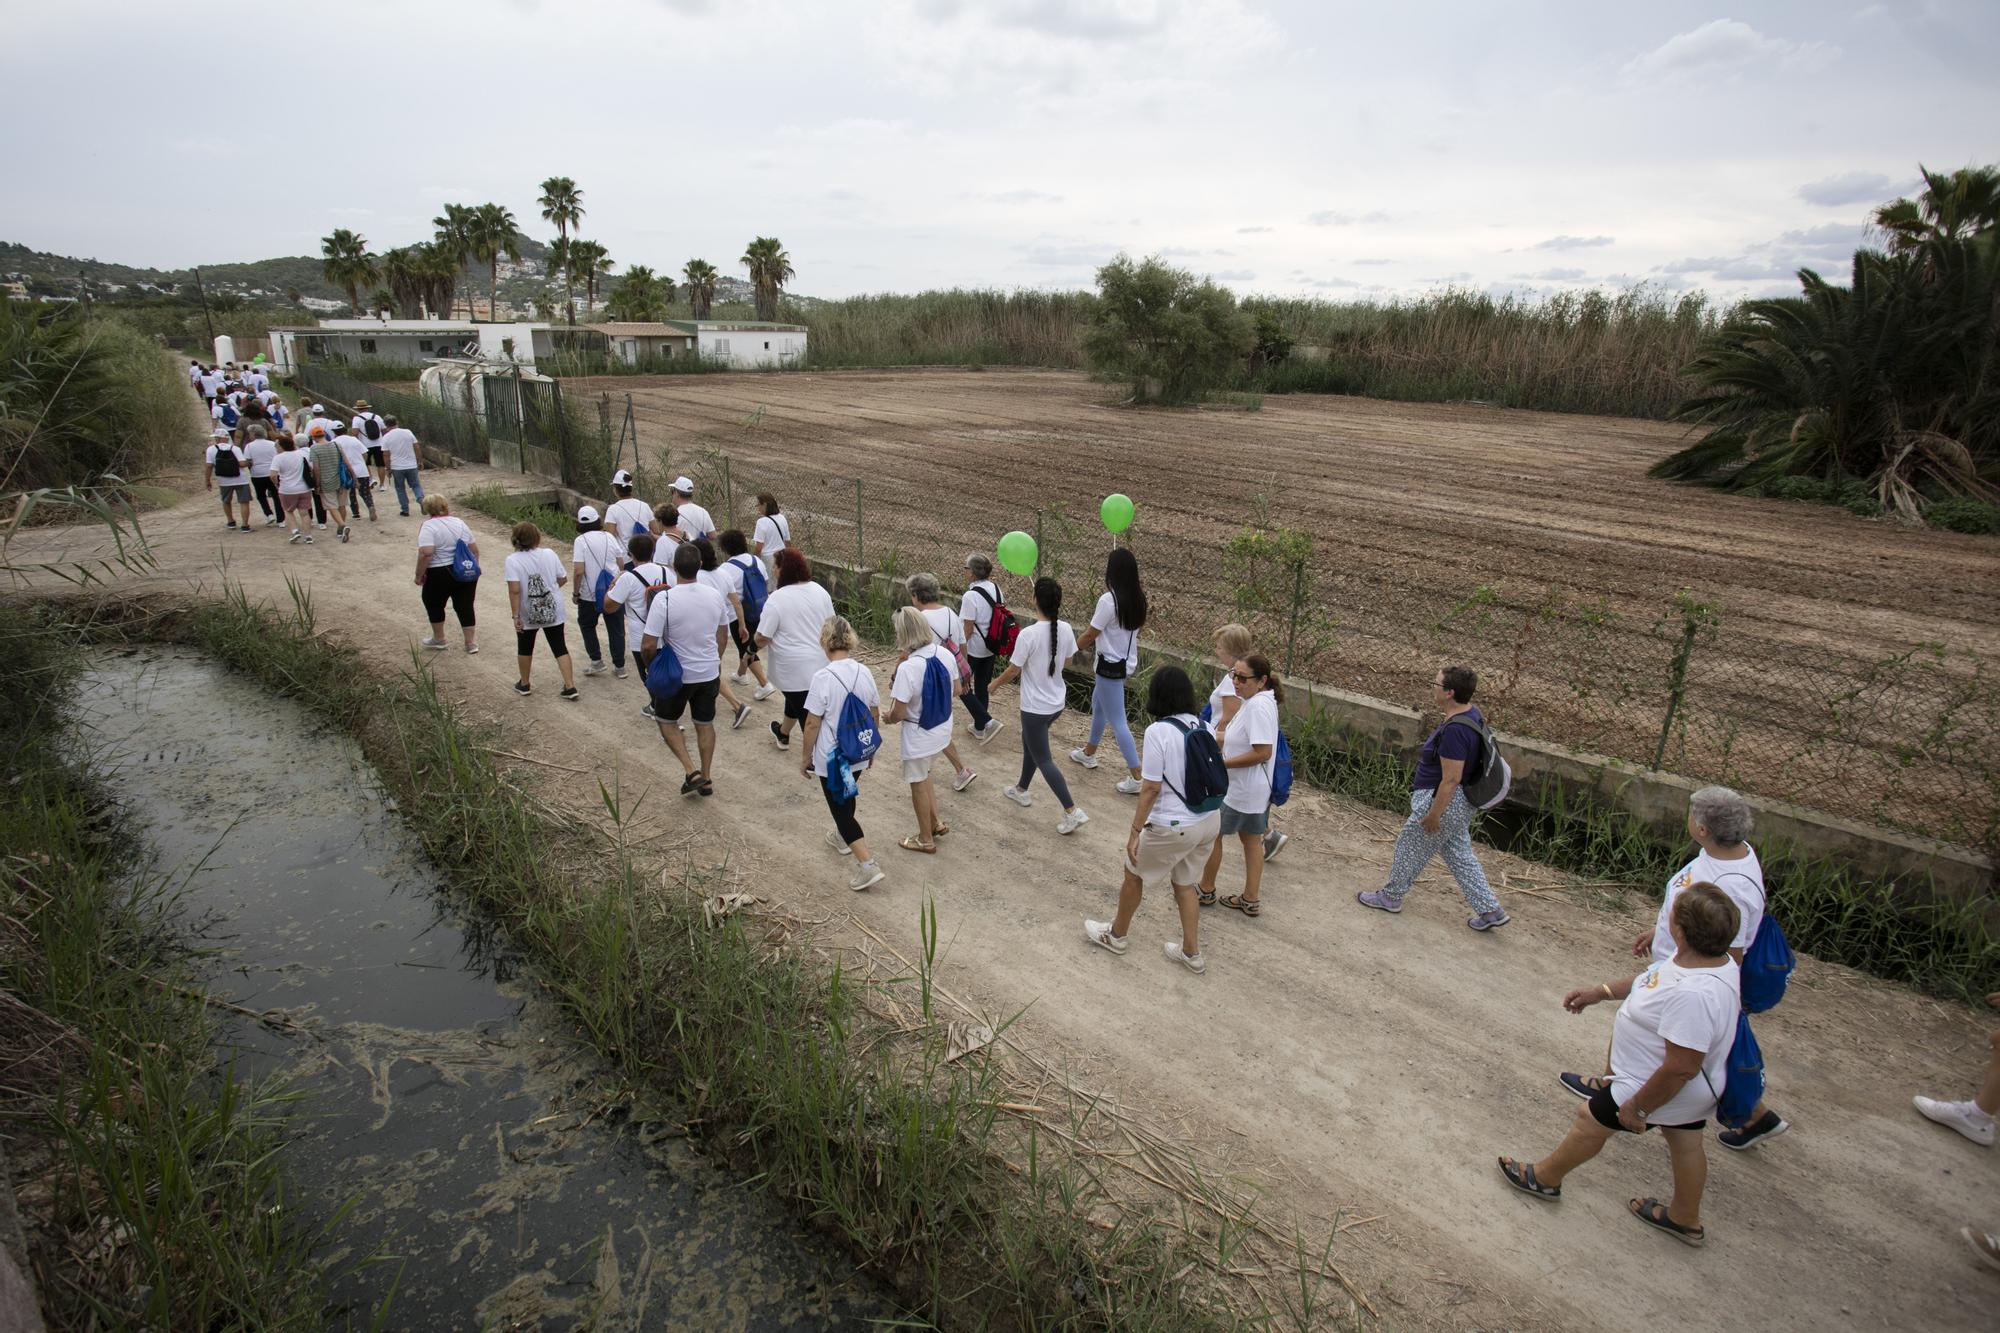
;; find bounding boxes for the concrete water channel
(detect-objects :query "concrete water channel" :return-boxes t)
[77,648,900,1330]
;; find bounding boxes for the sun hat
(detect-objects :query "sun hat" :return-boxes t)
[611,468,635,487]
[577,503,601,525]
[353,398,370,409]
[670,476,695,494]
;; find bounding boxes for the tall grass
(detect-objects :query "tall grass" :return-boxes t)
[785,289,1098,370]
[457,484,579,542]
[0,607,351,1330]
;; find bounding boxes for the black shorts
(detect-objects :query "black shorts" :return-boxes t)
[653,677,720,725]
[1587,1084,1705,1134]
[365,445,385,466]
[782,689,809,722]
[730,621,758,657]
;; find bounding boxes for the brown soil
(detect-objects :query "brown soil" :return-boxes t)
[567,369,2000,849]
[12,457,1998,1331]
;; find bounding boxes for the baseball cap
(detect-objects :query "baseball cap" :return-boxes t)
[310,404,327,415]
[577,503,601,524]
[611,468,635,487]
[671,476,695,494]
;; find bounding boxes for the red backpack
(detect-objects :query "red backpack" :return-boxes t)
[969,583,1020,657]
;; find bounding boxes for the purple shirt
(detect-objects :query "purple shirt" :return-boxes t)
[1413,705,1484,792]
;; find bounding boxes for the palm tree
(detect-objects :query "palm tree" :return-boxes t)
[740,237,794,321]
[538,177,585,320]
[432,204,476,317]
[544,236,573,318]
[605,264,671,321]
[415,242,461,325]
[468,203,523,321]
[682,259,719,320]
[320,229,377,315]
[381,246,427,319]
[569,240,612,312]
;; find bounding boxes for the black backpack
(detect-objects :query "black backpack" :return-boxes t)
[211,445,242,479]
[1162,718,1228,815]
[363,415,381,441]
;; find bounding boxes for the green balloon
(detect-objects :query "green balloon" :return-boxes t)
[1100,493,1135,534]
[996,530,1038,576]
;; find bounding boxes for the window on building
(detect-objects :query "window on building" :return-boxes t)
[359,339,377,354]
[764,341,770,350]
[419,340,435,351]
[715,338,731,355]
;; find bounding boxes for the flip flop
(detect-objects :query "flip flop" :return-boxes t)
[898,836,936,854]
[1497,1156,1560,1200]
[1629,1197,1704,1247]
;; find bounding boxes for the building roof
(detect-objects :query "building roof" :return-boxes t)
[592,322,699,338]
[272,325,473,336]
[663,320,809,334]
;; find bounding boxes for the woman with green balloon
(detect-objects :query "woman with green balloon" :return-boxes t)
[1071,546,1148,792]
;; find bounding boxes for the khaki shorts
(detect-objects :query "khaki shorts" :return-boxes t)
[902,752,941,785]
[1124,812,1221,891]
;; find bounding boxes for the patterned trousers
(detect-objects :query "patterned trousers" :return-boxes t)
[1381,787,1499,914]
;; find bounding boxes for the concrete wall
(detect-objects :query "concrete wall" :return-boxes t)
[698,329,807,368]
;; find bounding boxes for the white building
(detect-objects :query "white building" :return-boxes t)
[268,318,563,374]
[680,320,808,368]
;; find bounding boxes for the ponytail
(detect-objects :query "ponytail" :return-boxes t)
[1033,577,1063,676]
[1243,654,1285,705]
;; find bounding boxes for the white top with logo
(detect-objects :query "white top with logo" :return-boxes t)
[1609,958,1742,1125]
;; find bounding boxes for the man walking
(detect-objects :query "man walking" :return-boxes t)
[639,543,735,797]
[668,476,714,541]
[380,416,424,516]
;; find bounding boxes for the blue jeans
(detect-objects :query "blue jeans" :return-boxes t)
[1087,674,1139,769]
[393,467,424,514]
[577,597,625,668]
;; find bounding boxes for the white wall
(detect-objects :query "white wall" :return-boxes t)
[697,328,807,368]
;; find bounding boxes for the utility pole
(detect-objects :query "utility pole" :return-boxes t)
[193,266,217,345]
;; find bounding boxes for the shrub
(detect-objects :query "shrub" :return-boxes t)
[1082,255,1251,406]
[1925,497,2000,535]
[1,303,197,488]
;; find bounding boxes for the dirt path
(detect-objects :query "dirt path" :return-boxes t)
[15,468,1998,1330]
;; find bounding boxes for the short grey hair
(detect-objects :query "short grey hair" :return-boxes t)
[246,425,267,440]
[907,571,942,604]
[964,553,993,579]
[1689,785,1753,845]
[820,614,859,655]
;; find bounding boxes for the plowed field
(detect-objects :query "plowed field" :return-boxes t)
[569,369,2000,848]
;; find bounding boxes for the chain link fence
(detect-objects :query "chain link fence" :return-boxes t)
[293,360,490,463]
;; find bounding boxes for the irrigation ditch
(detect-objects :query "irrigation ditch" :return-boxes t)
[3,587,1382,1332]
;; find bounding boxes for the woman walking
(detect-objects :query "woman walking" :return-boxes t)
[990,576,1087,834]
[756,549,837,750]
[271,433,315,544]
[693,539,756,729]
[799,615,886,892]
[414,495,479,653]
[959,553,1009,744]
[504,521,579,700]
[907,573,979,790]
[751,492,792,579]
[882,606,956,853]
[570,504,628,679]
[1355,664,1511,930]
[715,530,776,699]
[1497,882,1742,1248]
[1198,655,1282,917]
[1083,665,1217,972]
[1206,624,1289,863]
[1072,548,1146,795]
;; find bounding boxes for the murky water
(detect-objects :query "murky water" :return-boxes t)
[76,648,899,1330]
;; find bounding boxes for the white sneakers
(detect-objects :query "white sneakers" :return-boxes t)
[1069,747,1100,769]
[419,637,447,650]
[952,768,978,792]
[1057,808,1089,835]
[753,684,776,701]
[1002,785,1033,808]
[975,720,1005,744]
[1163,941,1206,973]
[582,660,608,677]
[1114,777,1143,795]
[825,829,853,856]
[1083,919,1126,954]
[1914,1096,1996,1146]
[849,860,885,892]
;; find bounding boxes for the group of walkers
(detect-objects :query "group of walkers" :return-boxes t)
[196,362,427,543]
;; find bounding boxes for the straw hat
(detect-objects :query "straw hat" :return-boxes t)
[353,398,371,410]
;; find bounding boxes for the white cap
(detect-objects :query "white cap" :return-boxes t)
[671,476,695,494]
[310,404,327,415]
[612,468,635,487]
[211,427,231,439]
[576,503,601,524]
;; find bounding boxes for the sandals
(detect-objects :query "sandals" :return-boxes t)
[1629,1197,1705,1247]
[1218,894,1261,917]
[931,822,951,838]
[1497,1156,1560,1200]
[898,836,936,854]
[1196,887,1217,907]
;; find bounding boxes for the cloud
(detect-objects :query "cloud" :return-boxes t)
[1235,225,1273,234]
[985,189,1064,204]
[1796,171,1911,208]
[1767,221,1867,256]
[1306,210,1391,227]
[1019,239,1115,266]
[1622,19,1835,80]
[1211,269,1256,282]
[988,0,1170,41]
[1531,234,1614,251]
[1352,258,1392,266]
[1300,276,1361,288]
[1515,267,1586,281]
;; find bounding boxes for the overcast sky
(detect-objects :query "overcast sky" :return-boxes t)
[4,1,1995,303]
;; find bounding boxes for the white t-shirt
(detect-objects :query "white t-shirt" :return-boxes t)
[504,548,569,628]
[960,580,1002,659]
[1205,674,1238,731]
[1609,959,1742,1125]
[380,427,420,470]
[211,402,234,427]
[1090,591,1140,670]
[199,372,221,398]
[696,568,739,624]
[206,443,248,483]
[1221,689,1280,814]
[1651,848,1765,963]
[1009,619,1077,715]
[418,515,476,568]
[674,500,716,541]
[249,370,269,391]
[607,561,668,645]
[604,497,653,543]
[272,449,312,495]
[756,581,836,691]
[890,645,955,760]
[919,605,961,657]
[256,388,278,407]
[1140,714,1207,827]
[352,412,385,441]
[642,581,732,684]
[243,438,277,478]
[716,555,757,615]
[570,530,625,605]
[804,659,879,776]
[752,513,791,574]
[334,434,369,479]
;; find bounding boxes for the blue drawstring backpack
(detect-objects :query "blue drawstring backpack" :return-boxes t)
[451,535,480,582]
[1270,732,1294,807]
[917,652,953,729]
[732,554,769,625]
[1713,1012,1764,1129]
[644,595,683,698]
[593,564,616,610]
[1740,914,1795,1014]
[821,665,881,801]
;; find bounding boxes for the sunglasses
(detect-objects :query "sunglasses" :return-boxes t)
[1230,671,1258,683]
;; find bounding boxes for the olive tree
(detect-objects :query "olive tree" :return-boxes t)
[1082,255,1252,405]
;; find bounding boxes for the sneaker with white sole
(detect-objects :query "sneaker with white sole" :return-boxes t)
[1914,1096,1996,1147]
[1083,919,1127,955]
[1114,777,1143,795]
[952,769,978,792]
[613,666,629,679]
[976,720,1005,744]
[582,660,608,677]
[732,702,752,730]
[1057,808,1089,835]
[770,720,790,750]
[753,684,775,701]
[732,672,751,685]
[302,534,314,544]
[849,860,885,892]
[1263,830,1289,861]
[287,531,304,544]
[1070,747,1100,769]
[640,703,657,720]
[419,637,448,650]
[1717,1109,1791,1151]
[826,830,854,856]
[1164,941,1206,973]
[1002,785,1033,808]
[1963,1226,2000,1273]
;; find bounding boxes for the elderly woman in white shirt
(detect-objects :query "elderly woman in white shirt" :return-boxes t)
[1498,882,1742,1248]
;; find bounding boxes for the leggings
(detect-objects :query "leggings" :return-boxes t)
[1017,709,1075,807]
[823,782,864,846]
[421,571,477,627]
[250,475,281,518]
[1380,787,1500,914]
[576,597,625,667]
[1087,675,1139,769]
[961,652,995,730]
[516,624,569,658]
[344,476,376,516]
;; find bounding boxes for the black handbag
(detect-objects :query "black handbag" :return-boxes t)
[1095,654,1128,680]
